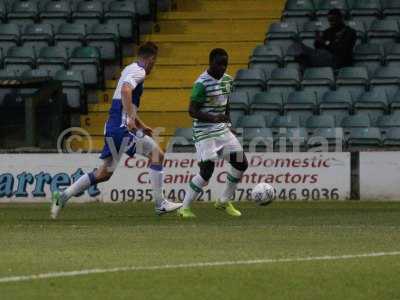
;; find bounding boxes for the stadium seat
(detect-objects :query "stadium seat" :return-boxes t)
[54,23,86,51]
[354,90,388,125]
[86,23,120,61]
[382,0,400,20]
[72,0,103,27]
[229,91,249,114]
[249,91,283,124]
[40,0,72,28]
[19,69,51,95]
[7,0,38,27]
[382,127,400,147]
[376,113,400,135]
[370,66,400,99]
[270,115,300,136]
[4,46,36,75]
[301,67,335,99]
[347,127,382,149]
[282,0,315,26]
[308,127,344,150]
[346,19,366,44]
[389,90,400,114]
[0,1,6,22]
[233,68,266,94]
[336,66,369,99]
[367,19,400,45]
[54,69,84,109]
[265,22,299,53]
[104,0,138,41]
[20,23,53,51]
[37,46,68,77]
[319,90,353,126]
[230,110,245,128]
[0,69,17,107]
[267,67,300,96]
[299,20,329,48]
[0,24,20,56]
[69,46,101,87]
[350,0,382,27]
[284,91,317,126]
[237,114,266,128]
[274,127,308,151]
[341,114,372,140]
[353,43,384,76]
[306,115,335,130]
[385,43,400,70]
[249,45,282,77]
[242,128,274,152]
[316,0,349,17]
[132,0,151,17]
[169,128,195,153]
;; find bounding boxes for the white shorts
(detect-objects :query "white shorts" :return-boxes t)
[195,131,243,162]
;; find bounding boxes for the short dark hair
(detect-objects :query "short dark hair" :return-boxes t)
[328,8,343,18]
[138,42,158,58]
[209,48,228,63]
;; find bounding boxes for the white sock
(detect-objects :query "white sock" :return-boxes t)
[220,167,244,203]
[183,174,207,209]
[149,165,164,206]
[61,173,95,203]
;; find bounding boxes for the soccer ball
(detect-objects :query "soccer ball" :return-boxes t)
[251,183,275,206]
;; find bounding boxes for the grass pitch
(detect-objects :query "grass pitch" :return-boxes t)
[1,201,400,300]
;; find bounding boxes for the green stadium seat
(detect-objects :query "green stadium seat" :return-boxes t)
[237,114,266,128]
[249,91,283,123]
[353,43,383,76]
[133,0,150,17]
[104,0,138,41]
[37,46,68,77]
[69,46,101,86]
[370,66,400,99]
[169,128,195,153]
[0,24,20,56]
[383,0,400,20]
[354,90,388,125]
[341,114,371,128]
[367,19,400,45]
[249,45,282,77]
[306,115,335,129]
[229,91,249,113]
[266,22,299,53]
[299,19,329,48]
[19,69,51,95]
[4,46,35,76]
[54,23,86,51]
[230,110,245,127]
[376,113,400,136]
[301,67,335,99]
[346,19,367,44]
[316,0,349,17]
[283,0,314,26]
[40,0,72,28]
[284,91,317,126]
[385,43,400,71]
[267,67,300,95]
[55,69,84,109]
[382,127,400,147]
[274,127,308,151]
[389,90,400,113]
[0,1,6,22]
[7,0,38,27]
[86,23,120,60]
[270,115,300,136]
[320,90,353,126]
[242,128,274,152]
[347,127,382,149]
[336,66,369,99]
[350,0,382,27]
[72,0,103,27]
[233,68,266,94]
[21,23,53,52]
[308,127,344,150]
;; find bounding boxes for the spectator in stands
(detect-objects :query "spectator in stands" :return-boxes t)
[288,8,357,70]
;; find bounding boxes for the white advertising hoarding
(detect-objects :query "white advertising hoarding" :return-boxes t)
[0,153,350,202]
[360,152,400,201]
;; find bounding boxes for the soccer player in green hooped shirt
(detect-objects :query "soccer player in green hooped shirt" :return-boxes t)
[177,48,248,219]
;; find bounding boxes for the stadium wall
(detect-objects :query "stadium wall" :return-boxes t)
[0,153,351,202]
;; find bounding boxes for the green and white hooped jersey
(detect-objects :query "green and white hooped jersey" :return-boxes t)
[190,71,233,143]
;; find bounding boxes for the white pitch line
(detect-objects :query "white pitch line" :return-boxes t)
[1,251,400,284]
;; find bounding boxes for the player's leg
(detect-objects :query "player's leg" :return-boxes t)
[50,158,116,219]
[135,135,182,214]
[215,132,248,216]
[178,160,215,218]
